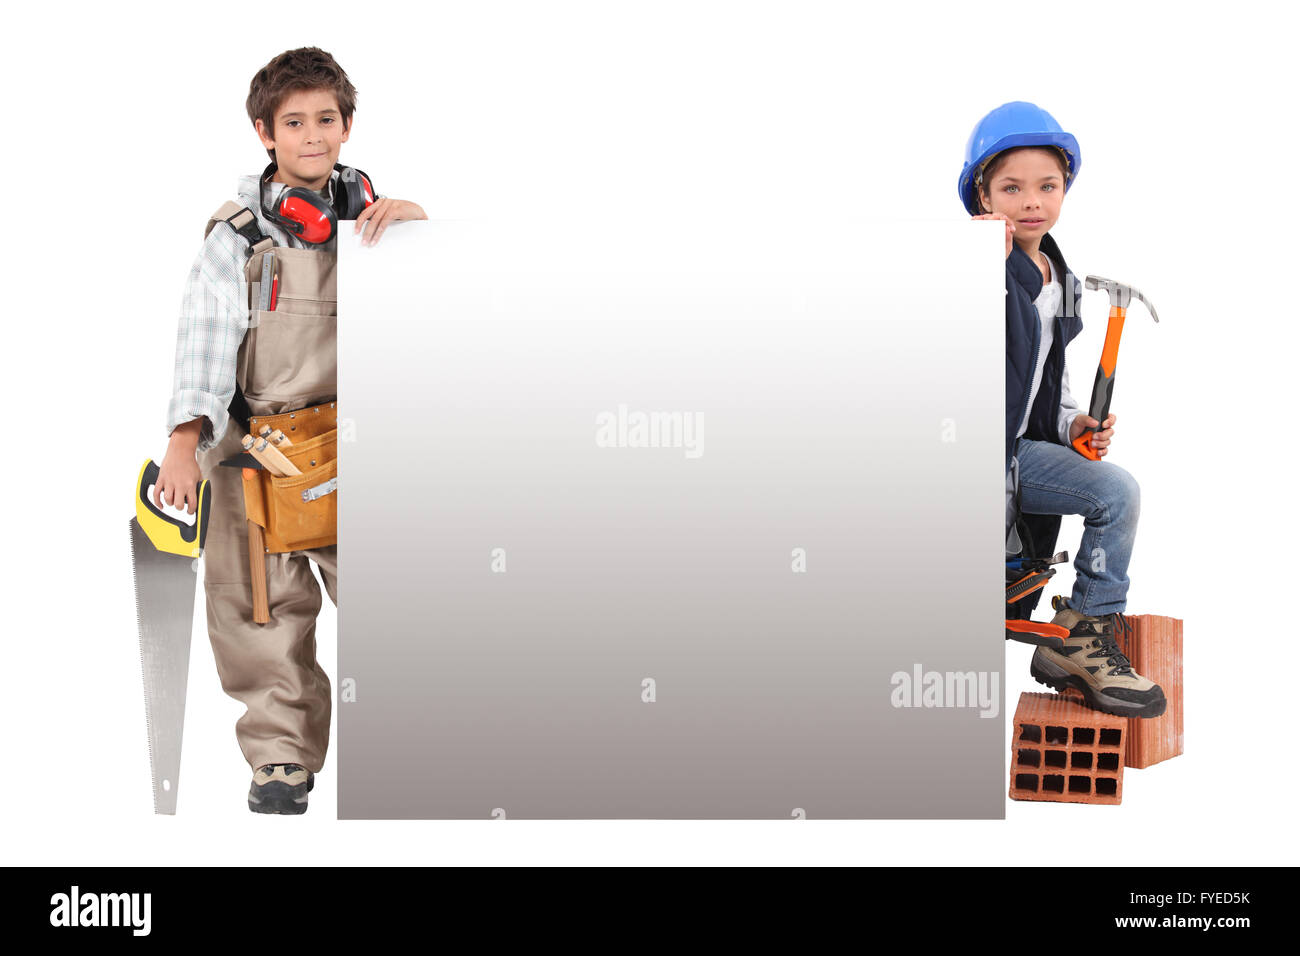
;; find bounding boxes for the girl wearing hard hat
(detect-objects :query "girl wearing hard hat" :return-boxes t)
[961,101,1166,719]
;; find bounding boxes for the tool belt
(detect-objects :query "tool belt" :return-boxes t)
[240,400,339,553]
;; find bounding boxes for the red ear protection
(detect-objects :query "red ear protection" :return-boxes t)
[260,161,376,244]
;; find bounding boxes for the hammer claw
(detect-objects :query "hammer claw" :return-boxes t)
[1085,274,1160,323]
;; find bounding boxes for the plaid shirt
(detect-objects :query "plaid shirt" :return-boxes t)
[166,170,345,452]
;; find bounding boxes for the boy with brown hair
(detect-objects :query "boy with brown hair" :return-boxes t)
[154,47,426,813]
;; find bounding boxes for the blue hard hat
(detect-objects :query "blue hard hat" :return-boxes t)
[958,101,1080,215]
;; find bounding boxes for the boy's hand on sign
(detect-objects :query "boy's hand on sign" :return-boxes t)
[1070,413,1117,457]
[354,198,428,246]
[971,212,1015,259]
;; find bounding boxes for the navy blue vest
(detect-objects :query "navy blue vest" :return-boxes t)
[1006,232,1083,617]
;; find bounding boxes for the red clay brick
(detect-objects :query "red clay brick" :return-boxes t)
[1061,615,1184,768]
[1010,692,1125,805]
[1116,615,1184,769]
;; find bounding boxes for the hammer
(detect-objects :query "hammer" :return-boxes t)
[1073,275,1160,461]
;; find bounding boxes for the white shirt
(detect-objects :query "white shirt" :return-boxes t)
[1015,253,1082,444]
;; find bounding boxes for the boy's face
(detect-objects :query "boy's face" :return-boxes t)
[255,88,351,190]
[979,148,1066,240]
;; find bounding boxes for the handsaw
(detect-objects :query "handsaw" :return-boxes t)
[129,459,211,814]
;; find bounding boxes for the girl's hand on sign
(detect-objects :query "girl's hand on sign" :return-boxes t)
[972,212,1015,259]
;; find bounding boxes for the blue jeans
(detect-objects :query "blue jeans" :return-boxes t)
[1014,437,1141,617]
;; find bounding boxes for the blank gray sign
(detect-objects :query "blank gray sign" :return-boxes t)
[336,219,1005,818]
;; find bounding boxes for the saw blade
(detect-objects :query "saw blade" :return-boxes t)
[130,516,199,814]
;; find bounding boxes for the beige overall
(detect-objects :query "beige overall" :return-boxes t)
[196,203,339,774]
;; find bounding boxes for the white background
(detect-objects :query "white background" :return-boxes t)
[1,0,1294,864]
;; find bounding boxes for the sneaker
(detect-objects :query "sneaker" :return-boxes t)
[1030,609,1167,719]
[248,763,315,815]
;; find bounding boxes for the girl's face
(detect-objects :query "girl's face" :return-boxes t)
[978,148,1066,242]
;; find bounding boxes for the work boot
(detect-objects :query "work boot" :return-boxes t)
[248,763,315,815]
[1030,609,1167,719]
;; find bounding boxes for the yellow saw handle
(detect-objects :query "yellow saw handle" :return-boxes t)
[134,458,211,557]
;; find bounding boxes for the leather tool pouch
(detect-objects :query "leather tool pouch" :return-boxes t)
[240,400,339,553]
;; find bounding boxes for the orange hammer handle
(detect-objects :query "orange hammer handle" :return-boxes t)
[1072,305,1127,460]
